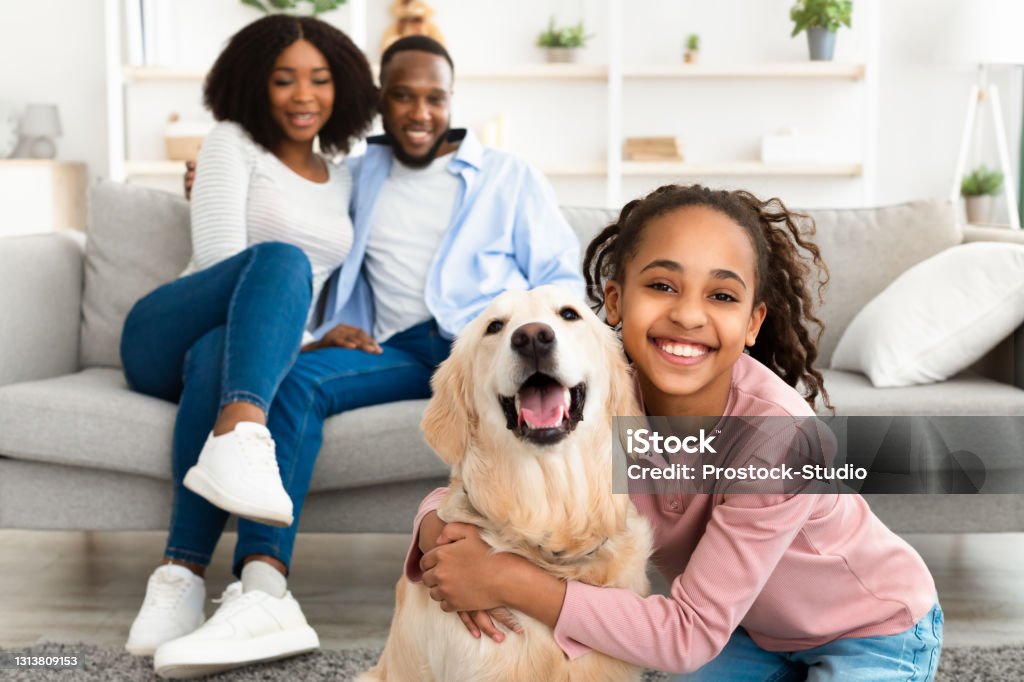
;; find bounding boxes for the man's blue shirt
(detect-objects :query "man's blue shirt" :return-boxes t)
[314,129,585,340]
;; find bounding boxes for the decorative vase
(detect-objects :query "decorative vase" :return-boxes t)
[964,195,995,224]
[545,47,578,63]
[807,26,836,61]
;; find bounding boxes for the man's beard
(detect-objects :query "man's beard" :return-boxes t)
[383,119,452,169]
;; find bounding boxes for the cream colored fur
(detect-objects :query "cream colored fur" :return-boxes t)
[358,286,653,682]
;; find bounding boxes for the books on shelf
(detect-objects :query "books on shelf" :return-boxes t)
[624,136,684,162]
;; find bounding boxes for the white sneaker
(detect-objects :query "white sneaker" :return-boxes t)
[153,582,319,679]
[125,565,205,656]
[183,422,294,527]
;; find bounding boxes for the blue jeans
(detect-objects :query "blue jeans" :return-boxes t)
[121,242,452,575]
[674,602,943,682]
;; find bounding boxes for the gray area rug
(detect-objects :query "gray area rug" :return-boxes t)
[3,643,1022,680]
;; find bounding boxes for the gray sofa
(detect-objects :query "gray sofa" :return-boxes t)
[1,182,1022,534]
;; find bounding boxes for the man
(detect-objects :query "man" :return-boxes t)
[152,36,583,676]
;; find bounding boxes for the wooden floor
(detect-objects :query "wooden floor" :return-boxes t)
[2,531,1023,651]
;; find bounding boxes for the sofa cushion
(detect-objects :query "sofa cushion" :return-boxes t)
[818,368,1024,416]
[831,242,1024,387]
[81,182,192,369]
[561,205,616,250]
[79,187,616,370]
[803,201,961,366]
[0,368,447,490]
[76,181,961,373]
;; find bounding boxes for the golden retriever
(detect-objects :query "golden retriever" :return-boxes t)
[358,285,653,682]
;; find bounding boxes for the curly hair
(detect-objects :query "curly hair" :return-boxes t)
[583,184,833,412]
[204,15,377,156]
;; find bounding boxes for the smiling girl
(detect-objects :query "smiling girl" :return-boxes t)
[411,185,943,680]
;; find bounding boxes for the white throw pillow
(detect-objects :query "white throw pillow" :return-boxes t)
[830,242,1024,388]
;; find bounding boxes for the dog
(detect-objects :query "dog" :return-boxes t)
[358,285,653,682]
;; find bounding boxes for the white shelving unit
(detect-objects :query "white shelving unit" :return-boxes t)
[105,0,878,207]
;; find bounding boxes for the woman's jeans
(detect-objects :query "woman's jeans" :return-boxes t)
[121,242,452,575]
[674,601,943,682]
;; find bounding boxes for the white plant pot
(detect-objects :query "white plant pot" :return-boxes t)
[545,47,579,63]
[964,195,995,224]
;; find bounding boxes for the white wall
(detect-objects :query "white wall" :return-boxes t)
[1,0,1020,214]
[876,0,1021,221]
[0,1,109,181]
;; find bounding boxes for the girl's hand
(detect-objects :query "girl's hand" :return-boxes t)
[458,608,524,643]
[416,516,523,641]
[301,324,382,354]
[420,522,514,614]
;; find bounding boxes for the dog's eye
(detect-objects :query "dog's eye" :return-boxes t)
[559,307,581,321]
[485,320,505,335]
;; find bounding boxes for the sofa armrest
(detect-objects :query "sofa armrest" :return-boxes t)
[963,224,1024,245]
[0,231,84,387]
[962,226,1024,390]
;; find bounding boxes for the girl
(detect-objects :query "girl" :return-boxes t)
[412,184,943,680]
[120,15,376,672]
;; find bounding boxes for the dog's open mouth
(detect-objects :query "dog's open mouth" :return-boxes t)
[499,374,586,445]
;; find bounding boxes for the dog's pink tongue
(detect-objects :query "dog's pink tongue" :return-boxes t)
[519,384,567,428]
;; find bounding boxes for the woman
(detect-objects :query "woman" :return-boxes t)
[119,15,376,675]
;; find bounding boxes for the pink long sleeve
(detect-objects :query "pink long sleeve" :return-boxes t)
[553,493,816,674]
[403,486,450,582]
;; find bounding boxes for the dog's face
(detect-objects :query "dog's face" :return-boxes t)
[422,285,638,464]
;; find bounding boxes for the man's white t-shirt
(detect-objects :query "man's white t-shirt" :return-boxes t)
[363,153,458,342]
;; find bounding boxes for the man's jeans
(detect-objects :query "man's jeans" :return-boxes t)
[121,242,451,575]
[674,601,943,682]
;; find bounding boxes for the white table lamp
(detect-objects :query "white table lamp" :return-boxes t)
[949,0,1024,228]
[20,104,62,160]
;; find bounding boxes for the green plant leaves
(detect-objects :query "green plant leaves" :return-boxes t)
[790,0,853,37]
[239,0,346,15]
[240,0,268,13]
[537,16,593,48]
[312,0,341,13]
[961,165,1005,196]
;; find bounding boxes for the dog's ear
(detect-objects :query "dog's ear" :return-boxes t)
[421,350,473,466]
[603,328,642,418]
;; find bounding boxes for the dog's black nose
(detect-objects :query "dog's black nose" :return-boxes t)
[511,322,556,358]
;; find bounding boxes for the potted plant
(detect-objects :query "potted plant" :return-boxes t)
[241,0,346,15]
[537,17,592,63]
[961,165,1004,224]
[790,0,853,61]
[684,33,700,64]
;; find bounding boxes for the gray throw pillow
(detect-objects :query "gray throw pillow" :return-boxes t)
[80,181,192,369]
